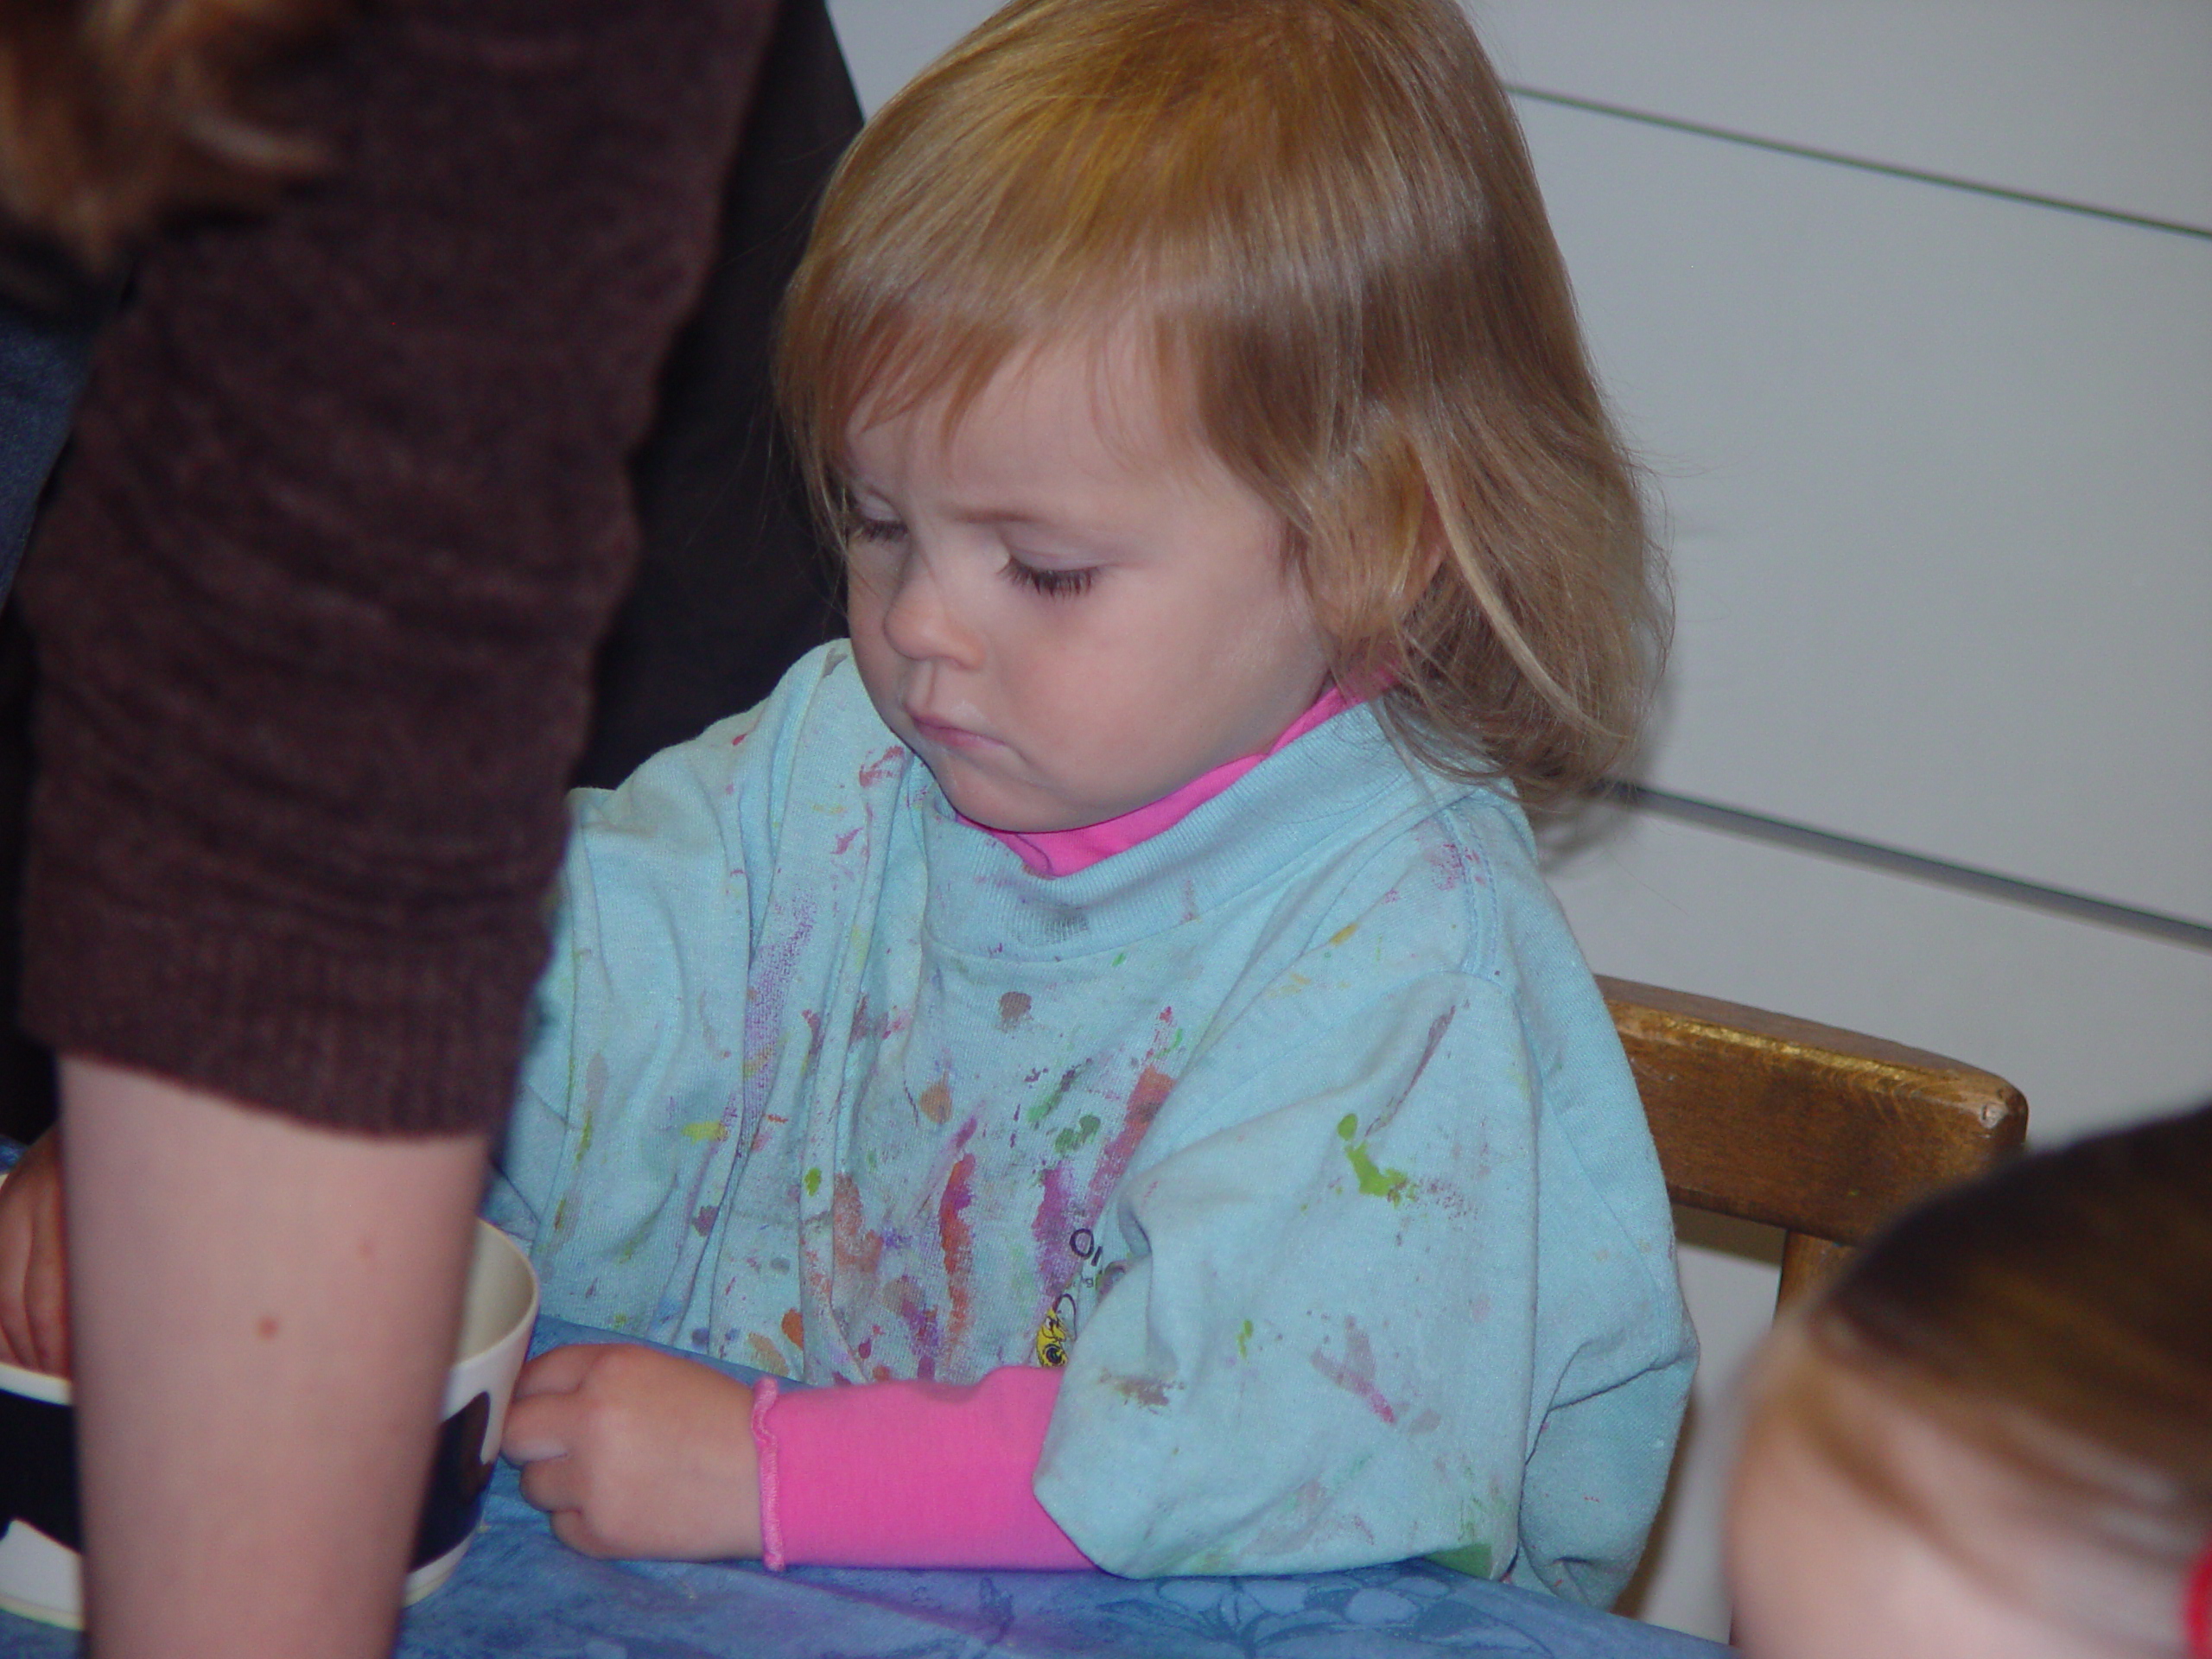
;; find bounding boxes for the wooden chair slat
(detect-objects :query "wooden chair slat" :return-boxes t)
[1599,976,2029,1310]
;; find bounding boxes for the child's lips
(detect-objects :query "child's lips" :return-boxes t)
[907,712,997,752]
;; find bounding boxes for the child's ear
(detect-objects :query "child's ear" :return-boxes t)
[1406,497,1447,607]
[1301,482,1442,627]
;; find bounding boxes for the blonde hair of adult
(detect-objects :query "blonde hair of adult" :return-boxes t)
[777,0,1665,808]
[1745,1103,2212,1652]
[0,0,349,269]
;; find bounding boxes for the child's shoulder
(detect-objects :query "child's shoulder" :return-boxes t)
[697,639,884,756]
[586,641,901,807]
[1272,724,1559,982]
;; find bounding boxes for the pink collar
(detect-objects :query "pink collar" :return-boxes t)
[976,685,1355,878]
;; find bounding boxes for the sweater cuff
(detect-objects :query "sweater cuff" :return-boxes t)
[750,1367,1092,1572]
[20,866,545,1137]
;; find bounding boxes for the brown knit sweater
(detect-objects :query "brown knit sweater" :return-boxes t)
[19,0,778,1135]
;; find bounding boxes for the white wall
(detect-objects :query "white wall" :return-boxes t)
[1474,3,2212,1635]
[825,0,2212,1640]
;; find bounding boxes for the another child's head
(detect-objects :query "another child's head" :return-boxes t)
[776,0,1663,831]
[1730,1103,2212,1659]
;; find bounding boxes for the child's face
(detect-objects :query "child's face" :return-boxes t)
[1728,1373,2152,1659]
[842,332,1333,833]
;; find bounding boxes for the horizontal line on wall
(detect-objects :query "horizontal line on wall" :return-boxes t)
[1503,84,2212,243]
[1602,781,2212,954]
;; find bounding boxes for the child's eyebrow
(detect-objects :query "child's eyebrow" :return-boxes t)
[944,504,1061,529]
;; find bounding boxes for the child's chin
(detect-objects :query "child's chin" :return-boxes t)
[942,783,1095,836]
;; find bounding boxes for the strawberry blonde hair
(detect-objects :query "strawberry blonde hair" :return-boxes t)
[0,0,348,270]
[775,0,1664,806]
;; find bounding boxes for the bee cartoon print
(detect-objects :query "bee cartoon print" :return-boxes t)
[1033,1293,1077,1368]
[1033,1226,1122,1367]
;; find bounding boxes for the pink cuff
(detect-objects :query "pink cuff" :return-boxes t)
[750,1366,1092,1572]
[752,1377,789,1570]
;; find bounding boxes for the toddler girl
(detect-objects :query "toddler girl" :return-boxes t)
[1730,1103,2212,1656]
[493,0,1694,1600]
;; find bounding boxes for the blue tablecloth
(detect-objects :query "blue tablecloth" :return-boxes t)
[0,1189,1730,1658]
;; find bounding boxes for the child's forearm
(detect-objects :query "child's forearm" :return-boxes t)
[754,1365,1091,1571]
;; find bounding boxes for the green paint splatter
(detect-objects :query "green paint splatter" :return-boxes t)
[804,1166,823,1197]
[576,1054,607,1157]
[1427,1540,1492,1578]
[681,1121,728,1144]
[1336,1113,1412,1203]
[1236,1319,1254,1359]
[1112,951,1127,968]
[1027,1065,1082,1127]
[1053,1113,1103,1156]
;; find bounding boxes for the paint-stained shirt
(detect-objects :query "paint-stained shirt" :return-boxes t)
[489,642,1694,1600]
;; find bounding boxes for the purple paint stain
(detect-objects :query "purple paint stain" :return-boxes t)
[1032,1163,1077,1279]
[743,910,817,1075]
[1311,1317,1396,1424]
[691,1205,720,1237]
[882,1275,943,1381]
[833,827,861,855]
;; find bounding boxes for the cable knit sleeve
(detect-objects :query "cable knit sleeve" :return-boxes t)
[18,0,777,1135]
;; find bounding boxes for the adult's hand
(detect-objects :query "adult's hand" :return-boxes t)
[0,1125,67,1374]
[62,1058,487,1659]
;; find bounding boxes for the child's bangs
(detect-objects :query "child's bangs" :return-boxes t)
[778,0,1363,521]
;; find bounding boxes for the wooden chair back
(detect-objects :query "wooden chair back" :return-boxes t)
[1599,977,2029,1310]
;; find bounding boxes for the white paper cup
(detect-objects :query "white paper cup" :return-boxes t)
[0,1215,538,1630]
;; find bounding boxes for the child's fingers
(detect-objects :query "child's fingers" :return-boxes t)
[24,1197,67,1377]
[501,1384,583,1465]
[514,1437,584,1513]
[23,1273,67,1379]
[0,1238,33,1370]
[0,1135,67,1375]
[511,1341,620,1401]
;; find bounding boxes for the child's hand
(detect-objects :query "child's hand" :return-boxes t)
[502,1341,763,1560]
[0,1128,68,1376]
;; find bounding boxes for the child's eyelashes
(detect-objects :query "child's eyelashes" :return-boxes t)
[849,512,907,545]
[842,506,1095,598]
[1005,560,1097,599]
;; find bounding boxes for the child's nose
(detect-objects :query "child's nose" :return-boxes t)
[880,557,984,670]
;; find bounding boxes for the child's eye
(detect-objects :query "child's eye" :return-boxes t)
[1006,560,1096,599]
[849,512,907,545]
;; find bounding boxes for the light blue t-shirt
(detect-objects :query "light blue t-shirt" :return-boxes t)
[491,643,1693,1600]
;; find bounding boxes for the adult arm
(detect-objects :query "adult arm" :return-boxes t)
[61,1064,486,1659]
[17,1,781,1651]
